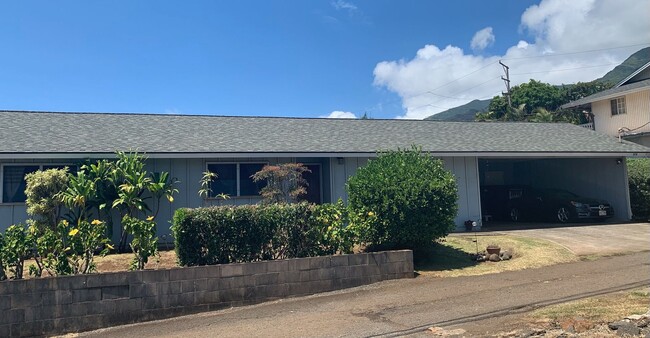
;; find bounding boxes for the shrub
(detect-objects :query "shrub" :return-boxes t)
[24,168,69,229]
[2,224,33,279]
[171,202,351,266]
[0,232,6,281]
[628,158,650,220]
[346,146,458,250]
[122,215,158,270]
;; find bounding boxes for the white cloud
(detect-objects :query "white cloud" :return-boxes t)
[331,0,357,12]
[321,111,357,119]
[373,0,650,119]
[471,27,495,51]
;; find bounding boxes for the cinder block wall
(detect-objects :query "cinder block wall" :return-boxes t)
[0,250,413,337]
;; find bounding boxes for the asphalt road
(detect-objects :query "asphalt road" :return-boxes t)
[79,252,650,338]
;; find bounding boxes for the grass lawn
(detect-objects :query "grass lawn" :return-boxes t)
[415,234,578,277]
[529,288,650,323]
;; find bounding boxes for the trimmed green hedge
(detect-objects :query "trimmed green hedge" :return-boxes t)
[171,203,349,266]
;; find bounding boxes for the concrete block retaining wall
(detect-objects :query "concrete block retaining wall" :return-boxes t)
[0,250,413,337]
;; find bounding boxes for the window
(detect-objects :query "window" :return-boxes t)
[206,163,265,197]
[610,97,626,116]
[1,164,74,203]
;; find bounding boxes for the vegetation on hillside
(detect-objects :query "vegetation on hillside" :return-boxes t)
[596,46,650,84]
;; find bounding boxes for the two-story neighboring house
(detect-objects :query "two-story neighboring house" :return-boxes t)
[562,61,650,147]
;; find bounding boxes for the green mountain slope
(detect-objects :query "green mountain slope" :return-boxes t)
[596,46,650,84]
[424,99,491,121]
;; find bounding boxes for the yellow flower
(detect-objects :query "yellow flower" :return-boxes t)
[146,216,154,221]
[91,219,103,225]
[61,220,69,227]
[368,211,375,217]
[68,228,79,237]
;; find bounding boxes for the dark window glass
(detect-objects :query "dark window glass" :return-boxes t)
[207,164,237,197]
[2,165,39,203]
[239,163,265,196]
[301,164,321,204]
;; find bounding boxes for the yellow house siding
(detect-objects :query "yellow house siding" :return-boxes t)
[592,89,650,137]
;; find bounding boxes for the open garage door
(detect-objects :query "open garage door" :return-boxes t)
[478,158,631,226]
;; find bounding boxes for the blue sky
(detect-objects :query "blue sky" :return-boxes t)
[1,1,648,119]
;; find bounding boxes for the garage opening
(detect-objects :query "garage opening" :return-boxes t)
[478,158,630,226]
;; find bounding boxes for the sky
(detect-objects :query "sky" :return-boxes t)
[1,0,649,120]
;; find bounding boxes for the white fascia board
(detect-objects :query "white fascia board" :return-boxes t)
[0,151,648,160]
[562,85,650,108]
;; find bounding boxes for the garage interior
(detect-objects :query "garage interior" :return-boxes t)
[478,157,631,225]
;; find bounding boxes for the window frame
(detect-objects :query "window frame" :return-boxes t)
[0,163,75,204]
[610,96,627,116]
[204,162,268,198]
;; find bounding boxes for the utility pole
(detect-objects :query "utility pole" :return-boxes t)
[499,60,512,108]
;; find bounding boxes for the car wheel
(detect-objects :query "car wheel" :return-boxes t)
[556,207,571,223]
[510,207,520,222]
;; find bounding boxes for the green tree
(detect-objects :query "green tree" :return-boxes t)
[346,146,458,251]
[510,79,563,115]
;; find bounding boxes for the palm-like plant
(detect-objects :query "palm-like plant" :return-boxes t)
[530,108,555,123]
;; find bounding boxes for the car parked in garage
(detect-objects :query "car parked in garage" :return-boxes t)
[506,186,614,223]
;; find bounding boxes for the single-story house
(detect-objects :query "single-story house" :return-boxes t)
[1,110,649,242]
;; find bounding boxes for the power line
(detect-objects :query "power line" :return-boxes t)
[501,42,650,61]
[511,63,619,76]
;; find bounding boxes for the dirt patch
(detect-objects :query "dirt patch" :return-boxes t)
[20,250,178,278]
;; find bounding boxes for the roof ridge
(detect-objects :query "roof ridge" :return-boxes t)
[0,110,576,125]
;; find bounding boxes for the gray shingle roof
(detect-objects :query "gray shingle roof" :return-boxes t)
[561,79,650,108]
[1,111,648,156]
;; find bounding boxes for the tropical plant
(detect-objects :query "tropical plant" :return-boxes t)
[30,219,70,277]
[122,215,158,270]
[198,170,231,204]
[149,171,179,218]
[529,108,555,123]
[251,163,311,204]
[109,151,178,252]
[81,159,119,238]
[67,219,113,274]
[2,224,33,279]
[0,232,7,281]
[24,168,69,229]
[57,170,95,222]
[346,146,458,251]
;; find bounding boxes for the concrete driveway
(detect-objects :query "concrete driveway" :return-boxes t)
[484,222,650,256]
